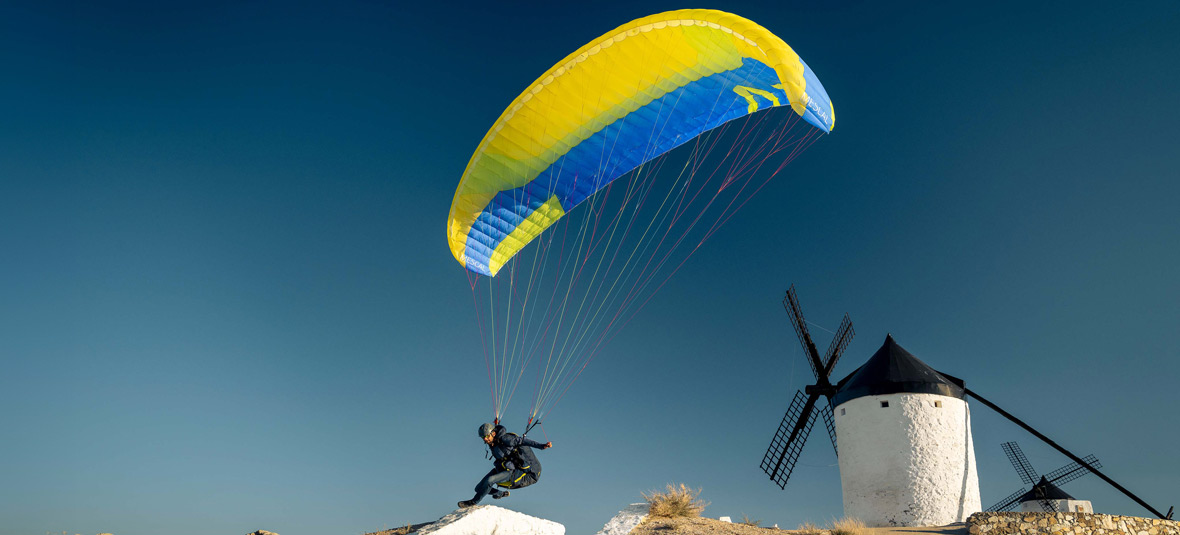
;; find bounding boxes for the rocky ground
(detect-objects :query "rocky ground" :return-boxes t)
[630,517,968,535]
[364,522,433,535]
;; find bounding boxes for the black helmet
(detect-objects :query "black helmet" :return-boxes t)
[478,423,495,438]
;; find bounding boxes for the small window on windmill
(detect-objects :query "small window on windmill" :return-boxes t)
[841,408,846,416]
[934,400,942,408]
[880,401,889,408]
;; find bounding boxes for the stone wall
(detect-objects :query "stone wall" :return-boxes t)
[968,511,1180,535]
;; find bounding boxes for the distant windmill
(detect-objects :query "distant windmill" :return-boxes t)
[987,441,1100,513]
[759,285,853,489]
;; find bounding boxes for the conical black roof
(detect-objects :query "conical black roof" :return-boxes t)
[832,334,965,406]
[1020,476,1076,502]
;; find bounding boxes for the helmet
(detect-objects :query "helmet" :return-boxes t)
[478,423,495,438]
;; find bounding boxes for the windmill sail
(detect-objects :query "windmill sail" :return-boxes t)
[761,285,852,491]
[989,441,1102,513]
[761,390,818,488]
[1045,455,1102,486]
[1002,442,1038,485]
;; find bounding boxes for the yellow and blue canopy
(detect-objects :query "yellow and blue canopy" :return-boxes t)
[447,9,834,276]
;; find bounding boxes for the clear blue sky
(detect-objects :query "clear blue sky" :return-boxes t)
[1,2,1177,534]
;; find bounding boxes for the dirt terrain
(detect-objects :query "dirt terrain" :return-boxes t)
[629,516,968,535]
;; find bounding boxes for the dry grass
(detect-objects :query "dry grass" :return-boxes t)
[739,514,762,527]
[642,483,709,518]
[829,517,866,535]
[632,515,785,535]
[797,521,824,535]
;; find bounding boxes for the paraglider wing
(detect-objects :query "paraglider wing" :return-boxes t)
[447,9,834,277]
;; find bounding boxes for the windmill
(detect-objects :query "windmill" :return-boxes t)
[964,390,1173,519]
[760,287,980,526]
[987,441,1100,513]
[760,285,853,489]
[758,284,1173,524]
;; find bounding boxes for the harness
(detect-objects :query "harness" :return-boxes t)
[496,467,532,488]
[493,432,540,488]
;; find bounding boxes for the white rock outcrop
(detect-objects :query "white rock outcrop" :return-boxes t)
[595,503,649,535]
[414,505,564,535]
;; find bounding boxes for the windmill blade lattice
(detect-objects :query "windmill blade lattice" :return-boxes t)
[783,286,821,379]
[1002,441,1039,485]
[761,390,819,489]
[1032,483,1061,513]
[822,314,854,375]
[1046,455,1102,486]
[821,401,838,456]
[986,488,1028,512]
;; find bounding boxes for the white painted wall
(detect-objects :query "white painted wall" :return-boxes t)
[834,393,981,527]
[1020,499,1092,514]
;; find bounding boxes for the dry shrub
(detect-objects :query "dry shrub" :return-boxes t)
[796,521,824,535]
[739,514,762,527]
[641,483,708,518]
[829,517,866,535]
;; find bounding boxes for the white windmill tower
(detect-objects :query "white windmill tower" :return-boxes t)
[830,334,981,526]
[761,287,980,527]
